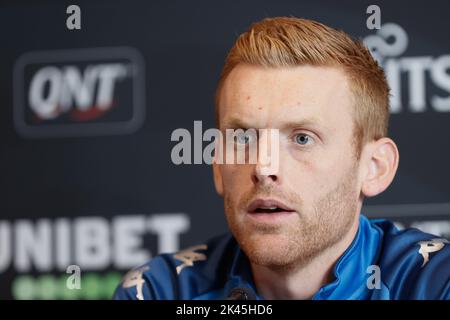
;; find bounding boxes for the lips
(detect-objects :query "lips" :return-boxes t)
[247,198,295,214]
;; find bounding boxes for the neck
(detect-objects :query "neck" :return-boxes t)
[251,216,360,300]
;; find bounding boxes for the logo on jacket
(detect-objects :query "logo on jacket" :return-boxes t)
[174,245,207,274]
[417,238,449,267]
[122,265,149,300]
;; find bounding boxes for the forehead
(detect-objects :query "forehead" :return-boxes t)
[218,64,354,131]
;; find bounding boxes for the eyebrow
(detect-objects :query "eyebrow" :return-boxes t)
[220,117,252,130]
[221,116,325,131]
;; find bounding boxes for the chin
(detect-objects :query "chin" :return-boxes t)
[239,232,297,267]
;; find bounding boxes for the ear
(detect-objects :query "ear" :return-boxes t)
[212,162,224,196]
[212,138,224,196]
[361,137,400,197]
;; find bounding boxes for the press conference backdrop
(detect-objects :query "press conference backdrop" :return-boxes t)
[1,0,449,300]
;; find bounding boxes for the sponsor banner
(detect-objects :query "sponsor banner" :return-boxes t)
[0,214,190,299]
[13,47,146,138]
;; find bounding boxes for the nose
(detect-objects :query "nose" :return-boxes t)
[251,128,280,185]
[252,167,279,185]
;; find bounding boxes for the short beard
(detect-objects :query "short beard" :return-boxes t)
[224,165,359,273]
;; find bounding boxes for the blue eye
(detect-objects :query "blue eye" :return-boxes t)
[295,134,312,145]
[235,132,252,145]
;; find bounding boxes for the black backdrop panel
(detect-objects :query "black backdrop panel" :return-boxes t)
[0,0,449,299]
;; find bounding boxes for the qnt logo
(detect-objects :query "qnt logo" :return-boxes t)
[13,47,146,138]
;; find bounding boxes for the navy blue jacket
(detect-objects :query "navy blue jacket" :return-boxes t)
[114,215,450,300]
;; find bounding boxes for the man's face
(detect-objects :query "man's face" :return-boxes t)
[214,64,363,270]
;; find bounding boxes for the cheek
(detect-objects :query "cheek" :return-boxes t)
[221,165,251,188]
[283,148,347,197]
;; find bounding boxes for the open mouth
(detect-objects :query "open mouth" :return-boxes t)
[252,207,289,214]
[247,199,295,214]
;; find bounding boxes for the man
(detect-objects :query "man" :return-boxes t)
[114,17,450,300]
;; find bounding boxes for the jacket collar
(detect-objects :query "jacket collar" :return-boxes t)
[224,214,382,300]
